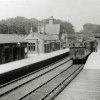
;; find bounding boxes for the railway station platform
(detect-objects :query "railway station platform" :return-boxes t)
[54,50,100,100]
[0,48,69,74]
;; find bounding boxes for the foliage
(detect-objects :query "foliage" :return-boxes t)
[0,16,75,35]
[83,23,100,33]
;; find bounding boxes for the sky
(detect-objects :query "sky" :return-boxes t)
[0,0,100,31]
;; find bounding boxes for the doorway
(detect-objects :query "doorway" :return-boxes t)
[5,47,10,62]
[13,47,17,60]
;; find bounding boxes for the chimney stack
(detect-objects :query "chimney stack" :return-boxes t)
[49,16,54,24]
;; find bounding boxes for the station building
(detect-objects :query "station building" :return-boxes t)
[25,16,68,54]
[0,34,28,64]
[25,28,60,53]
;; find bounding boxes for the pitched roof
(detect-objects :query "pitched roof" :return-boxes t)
[41,24,60,35]
[25,32,57,41]
[0,34,27,44]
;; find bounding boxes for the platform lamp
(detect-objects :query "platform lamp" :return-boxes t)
[17,42,20,46]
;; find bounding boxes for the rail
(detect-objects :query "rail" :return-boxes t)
[20,65,83,100]
[0,56,72,98]
[0,55,71,88]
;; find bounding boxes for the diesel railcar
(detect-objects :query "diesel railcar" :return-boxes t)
[69,40,98,64]
[70,47,90,64]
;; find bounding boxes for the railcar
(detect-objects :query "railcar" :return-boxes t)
[70,39,98,64]
[70,47,86,59]
[70,47,90,64]
[83,40,98,52]
[69,38,98,64]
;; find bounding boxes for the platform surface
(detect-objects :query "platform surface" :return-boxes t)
[84,50,100,69]
[0,48,69,74]
[54,69,100,100]
[55,49,100,100]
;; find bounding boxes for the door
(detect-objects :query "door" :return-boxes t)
[5,47,10,62]
[13,47,17,60]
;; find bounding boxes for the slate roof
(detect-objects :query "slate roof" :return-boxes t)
[25,32,57,41]
[67,33,94,38]
[0,34,27,44]
[41,24,60,35]
[94,33,100,37]
[67,34,76,38]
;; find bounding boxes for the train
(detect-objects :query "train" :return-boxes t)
[69,39,98,64]
[0,38,98,84]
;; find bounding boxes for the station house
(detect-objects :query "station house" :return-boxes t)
[25,16,68,54]
[0,34,27,64]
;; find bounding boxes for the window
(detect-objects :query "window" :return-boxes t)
[28,43,35,52]
[44,44,50,53]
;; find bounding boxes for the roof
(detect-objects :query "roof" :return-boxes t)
[41,24,60,35]
[67,32,94,38]
[25,32,57,41]
[94,33,100,37]
[0,34,27,44]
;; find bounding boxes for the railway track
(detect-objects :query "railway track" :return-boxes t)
[20,64,83,100]
[0,56,73,99]
[0,56,71,88]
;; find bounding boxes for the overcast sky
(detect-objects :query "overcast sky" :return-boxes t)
[0,0,100,31]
